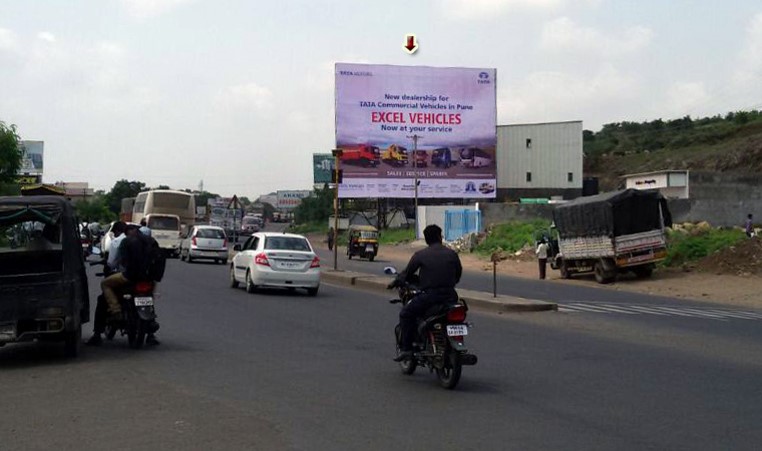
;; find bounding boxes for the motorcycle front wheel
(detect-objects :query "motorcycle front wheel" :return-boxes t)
[436,351,462,389]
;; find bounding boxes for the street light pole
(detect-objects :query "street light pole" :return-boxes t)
[407,134,421,239]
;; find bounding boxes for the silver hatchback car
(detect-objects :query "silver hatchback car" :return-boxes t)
[180,225,228,264]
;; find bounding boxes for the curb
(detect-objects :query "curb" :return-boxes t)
[321,270,557,313]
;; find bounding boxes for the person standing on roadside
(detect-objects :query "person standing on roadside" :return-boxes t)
[327,227,335,251]
[746,213,755,238]
[536,238,549,280]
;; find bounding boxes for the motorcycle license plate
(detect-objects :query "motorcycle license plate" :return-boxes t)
[134,297,154,307]
[446,325,468,336]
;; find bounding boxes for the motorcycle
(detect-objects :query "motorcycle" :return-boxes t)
[385,267,478,389]
[90,247,159,349]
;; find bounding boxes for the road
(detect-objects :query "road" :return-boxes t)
[315,244,754,310]
[1,258,761,450]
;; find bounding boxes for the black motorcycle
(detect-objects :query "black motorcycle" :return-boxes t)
[90,248,159,349]
[385,268,478,389]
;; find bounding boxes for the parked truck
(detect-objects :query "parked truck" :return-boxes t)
[548,189,672,284]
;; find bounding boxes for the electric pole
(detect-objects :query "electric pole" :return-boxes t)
[407,134,422,239]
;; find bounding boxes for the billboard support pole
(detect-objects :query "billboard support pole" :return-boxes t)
[332,149,343,271]
[408,134,421,239]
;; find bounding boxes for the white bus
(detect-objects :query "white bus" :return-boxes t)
[132,190,196,230]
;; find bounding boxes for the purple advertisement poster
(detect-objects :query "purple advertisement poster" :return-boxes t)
[335,63,497,198]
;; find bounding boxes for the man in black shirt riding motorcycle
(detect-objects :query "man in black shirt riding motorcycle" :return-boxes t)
[388,224,463,362]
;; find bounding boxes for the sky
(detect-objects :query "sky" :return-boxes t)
[1,0,762,197]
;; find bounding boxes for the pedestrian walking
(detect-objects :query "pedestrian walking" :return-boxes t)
[327,227,335,251]
[745,213,755,238]
[536,239,549,280]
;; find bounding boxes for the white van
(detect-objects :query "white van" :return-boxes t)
[145,213,182,257]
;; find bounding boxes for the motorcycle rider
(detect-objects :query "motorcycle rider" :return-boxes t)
[86,221,126,345]
[388,224,462,362]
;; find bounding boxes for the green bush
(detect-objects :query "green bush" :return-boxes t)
[379,227,415,245]
[474,220,551,255]
[663,228,746,266]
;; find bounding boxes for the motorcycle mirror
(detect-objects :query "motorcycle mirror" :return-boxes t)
[383,266,397,275]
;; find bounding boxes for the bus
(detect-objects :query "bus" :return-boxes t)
[459,147,493,168]
[132,190,196,231]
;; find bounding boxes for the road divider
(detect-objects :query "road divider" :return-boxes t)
[321,270,557,313]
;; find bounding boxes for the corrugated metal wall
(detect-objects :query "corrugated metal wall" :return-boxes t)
[496,121,583,190]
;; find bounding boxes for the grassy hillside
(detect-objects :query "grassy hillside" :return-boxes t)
[584,111,762,190]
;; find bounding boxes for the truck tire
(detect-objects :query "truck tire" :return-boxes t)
[594,260,615,284]
[559,259,571,279]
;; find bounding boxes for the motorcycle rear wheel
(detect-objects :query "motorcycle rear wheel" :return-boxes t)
[436,352,462,389]
[394,325,416,375]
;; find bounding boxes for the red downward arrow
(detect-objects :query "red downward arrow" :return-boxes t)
[404,35,418,54]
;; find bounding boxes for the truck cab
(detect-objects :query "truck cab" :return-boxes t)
[341,145,380,167]
[381,144,408,166]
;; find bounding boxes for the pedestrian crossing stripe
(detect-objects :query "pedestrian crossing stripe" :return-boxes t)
[558,303,762,321]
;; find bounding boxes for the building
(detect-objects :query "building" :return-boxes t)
[54,182,95,204]
[496,121,583,200]
[622,170,689,199]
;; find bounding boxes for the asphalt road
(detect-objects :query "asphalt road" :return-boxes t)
[315,244,754,309]
[1,258,761,450]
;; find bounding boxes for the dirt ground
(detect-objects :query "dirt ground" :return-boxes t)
[374,239,762,309]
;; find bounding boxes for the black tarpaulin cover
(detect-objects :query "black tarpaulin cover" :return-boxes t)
[552,189,672,239]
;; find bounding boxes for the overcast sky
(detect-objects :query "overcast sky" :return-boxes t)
[1,0,761,197]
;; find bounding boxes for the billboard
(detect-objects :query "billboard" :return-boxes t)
[335,63,497,198]
[313,153,335,185]
[276,190,312,210]
[18,141,44,176]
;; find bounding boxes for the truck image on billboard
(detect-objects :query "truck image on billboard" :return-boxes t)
[335,63,497,198]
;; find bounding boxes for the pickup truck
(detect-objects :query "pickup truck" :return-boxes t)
[548,189,672,284]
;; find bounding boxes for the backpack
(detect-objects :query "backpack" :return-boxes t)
[144,237,166,282]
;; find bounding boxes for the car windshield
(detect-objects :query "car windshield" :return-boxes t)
[264,236,311,251]
[196,228,225,239]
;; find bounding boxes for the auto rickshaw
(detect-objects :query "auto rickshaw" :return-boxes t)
[346,225,379,261]
[0,196,90,357]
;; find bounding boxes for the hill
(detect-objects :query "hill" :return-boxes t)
[584,110,762,190]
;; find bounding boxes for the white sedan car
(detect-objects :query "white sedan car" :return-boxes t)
[230,232,320,296]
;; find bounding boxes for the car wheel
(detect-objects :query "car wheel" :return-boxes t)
[230,266,239,288]
[245,270,257,294]
[306,287,318,297]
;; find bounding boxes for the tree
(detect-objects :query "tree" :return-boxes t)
[0,121,23,185]
[75,197,116,223]
[154,184,171,190]
[293,185,332,224]
[104,179,147,215]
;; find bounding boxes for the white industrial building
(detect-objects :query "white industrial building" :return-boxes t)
[496,121,583,200]
[622,170,690,199]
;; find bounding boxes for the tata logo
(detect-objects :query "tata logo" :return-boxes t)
[478,72,491,85]
[479,72,489,79]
